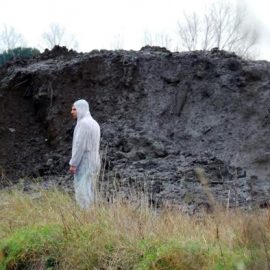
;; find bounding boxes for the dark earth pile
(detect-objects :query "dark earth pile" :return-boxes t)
[1,46,270,212]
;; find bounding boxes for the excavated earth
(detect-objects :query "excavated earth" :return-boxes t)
[1,46,270,213]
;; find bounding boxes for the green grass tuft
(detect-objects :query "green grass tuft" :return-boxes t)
[0,225,62,269]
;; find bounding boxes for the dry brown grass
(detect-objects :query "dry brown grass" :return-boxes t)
[0,185,270,269]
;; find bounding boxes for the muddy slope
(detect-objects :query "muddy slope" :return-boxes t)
[1,46,270,211]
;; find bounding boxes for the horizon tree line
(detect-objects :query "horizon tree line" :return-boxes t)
[0,0,261,60]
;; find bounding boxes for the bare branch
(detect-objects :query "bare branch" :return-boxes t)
[178,12,199,51]
[142,30,172,49]
[110,34,124,50]
[0,25,26,52]
[42,23,78,50]
[143,30,154,46]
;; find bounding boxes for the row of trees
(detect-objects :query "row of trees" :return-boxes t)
[0,23,78,53]
[176,1,259,58]
[0,24,78,66]
[0,47,40,66]
[143,1,259,58]
[0,1,260,59]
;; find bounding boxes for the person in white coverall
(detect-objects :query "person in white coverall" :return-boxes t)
[69,99,101,208]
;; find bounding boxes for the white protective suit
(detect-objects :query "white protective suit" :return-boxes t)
[69,99,101,208]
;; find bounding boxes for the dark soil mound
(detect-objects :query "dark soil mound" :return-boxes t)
[1,46,270,212]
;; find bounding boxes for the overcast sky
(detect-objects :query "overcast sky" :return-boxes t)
[1,0,270,60]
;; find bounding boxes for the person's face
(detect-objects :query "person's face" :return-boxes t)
[71,106,77,119]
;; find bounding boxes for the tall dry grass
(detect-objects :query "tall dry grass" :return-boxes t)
[0,183,270,269]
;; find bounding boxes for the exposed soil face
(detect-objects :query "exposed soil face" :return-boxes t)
[1,46,270,212]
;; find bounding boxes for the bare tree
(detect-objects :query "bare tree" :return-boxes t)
[110,33,124,50]
[143,30,172,49]
[177,13,199,51]
[42,23,78,50]
[0,25,26,52]
[143,31,154,46]
[177,0,259,58]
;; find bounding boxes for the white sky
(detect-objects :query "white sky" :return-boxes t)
[1,0,270,60]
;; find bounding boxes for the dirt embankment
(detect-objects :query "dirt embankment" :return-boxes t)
[1,46,270,212]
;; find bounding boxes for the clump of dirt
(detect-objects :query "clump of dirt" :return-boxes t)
[1,46,270,212]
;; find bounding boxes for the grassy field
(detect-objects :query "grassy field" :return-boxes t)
[0,186,270,270]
